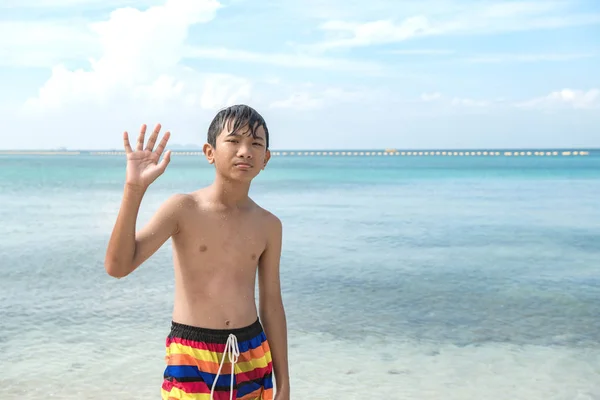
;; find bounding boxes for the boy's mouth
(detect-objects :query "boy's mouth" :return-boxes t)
[234,162,252,169]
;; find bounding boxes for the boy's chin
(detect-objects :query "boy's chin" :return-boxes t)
[220,170,260,182]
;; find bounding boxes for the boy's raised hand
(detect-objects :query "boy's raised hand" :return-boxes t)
[123,123,172,189]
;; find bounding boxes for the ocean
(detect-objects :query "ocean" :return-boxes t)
[1,152,599,399]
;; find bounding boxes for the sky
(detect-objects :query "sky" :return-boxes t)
[0,0,599,150]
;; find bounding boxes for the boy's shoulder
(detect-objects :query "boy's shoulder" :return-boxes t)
[153,192,200,226]
[251,200,282,233]
[163,188,212,208]
[161,192,198,210]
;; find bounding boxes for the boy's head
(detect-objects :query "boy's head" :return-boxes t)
[203,104,271,181]
[207,104,269,149]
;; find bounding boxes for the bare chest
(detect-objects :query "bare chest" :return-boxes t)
[175,212,266,269]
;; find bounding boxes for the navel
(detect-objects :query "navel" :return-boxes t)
[199,244,207,252]
[225,320,231,326]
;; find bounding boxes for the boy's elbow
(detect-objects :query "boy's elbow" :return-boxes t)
[104,256,131,279]
[104,263,126,279]
[105,267,127,279]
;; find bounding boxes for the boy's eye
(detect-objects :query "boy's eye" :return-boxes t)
[253,143,263,146]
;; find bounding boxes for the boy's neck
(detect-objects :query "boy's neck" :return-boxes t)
[208,174,252,209]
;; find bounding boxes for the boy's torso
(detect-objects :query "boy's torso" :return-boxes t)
[168,190,271,330]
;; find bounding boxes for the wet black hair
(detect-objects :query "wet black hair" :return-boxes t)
[207,104,269,149]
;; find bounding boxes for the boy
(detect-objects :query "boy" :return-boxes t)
[104,104,290,400]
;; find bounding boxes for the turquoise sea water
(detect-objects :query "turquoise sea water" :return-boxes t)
[1,152,599,399]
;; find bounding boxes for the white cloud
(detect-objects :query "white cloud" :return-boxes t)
[87,0,219,81]
[269,92,327,110]
[184,46,382,73]
[315,17,433,50]
[266,0,469,22]
[382,49,594,64]
[310,1,600,50]
[450,97,489,107]
[269,86,374,110]
[271,88,492,112]
[420,92,442,101]
[385,49,454,55]
[198,74,253,110]
[419,92,491,108]
[420,89,600,112]
[480,1,568,18]
[0,17,383,74]
[0,21,97,68]
[517,89,600,110]
[0,0,161,8]
[465,53,595,63]
[21,0,256,114]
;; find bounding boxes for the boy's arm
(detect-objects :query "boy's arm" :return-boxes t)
[104,188,183,278]
[258,214,290,398]
[104,123,175,278]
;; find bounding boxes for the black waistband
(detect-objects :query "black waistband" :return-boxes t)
[169,318,264,343]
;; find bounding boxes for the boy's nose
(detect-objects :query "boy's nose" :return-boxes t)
[237,146,253,158]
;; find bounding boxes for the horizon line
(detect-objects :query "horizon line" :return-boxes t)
[1,148,597,158]
[0,146,599,152]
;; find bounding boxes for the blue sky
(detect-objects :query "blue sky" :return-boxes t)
[0,0,599,150]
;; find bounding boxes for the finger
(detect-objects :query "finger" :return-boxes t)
[123,131,133,154]
[145,123,161,152]
[159,150,171,171]
[137,124,147,151]
[154,131,170,157]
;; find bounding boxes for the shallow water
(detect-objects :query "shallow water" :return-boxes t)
[1,153,599,399]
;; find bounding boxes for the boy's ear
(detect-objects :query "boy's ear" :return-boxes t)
[203,143,215,164]
[262,149,271,170]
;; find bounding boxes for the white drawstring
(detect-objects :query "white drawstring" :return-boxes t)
[210,333,240,400]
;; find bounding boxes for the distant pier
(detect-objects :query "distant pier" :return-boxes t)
[265,149,592,157]
[0,149,595,157]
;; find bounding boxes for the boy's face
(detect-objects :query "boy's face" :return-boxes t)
[204,122,270,182]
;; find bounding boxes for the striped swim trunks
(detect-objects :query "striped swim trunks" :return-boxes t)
[161,318,273,400]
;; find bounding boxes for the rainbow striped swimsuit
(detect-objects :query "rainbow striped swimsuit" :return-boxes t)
[161,319,273,400]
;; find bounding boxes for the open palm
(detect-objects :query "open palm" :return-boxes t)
[123,123,172,189]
